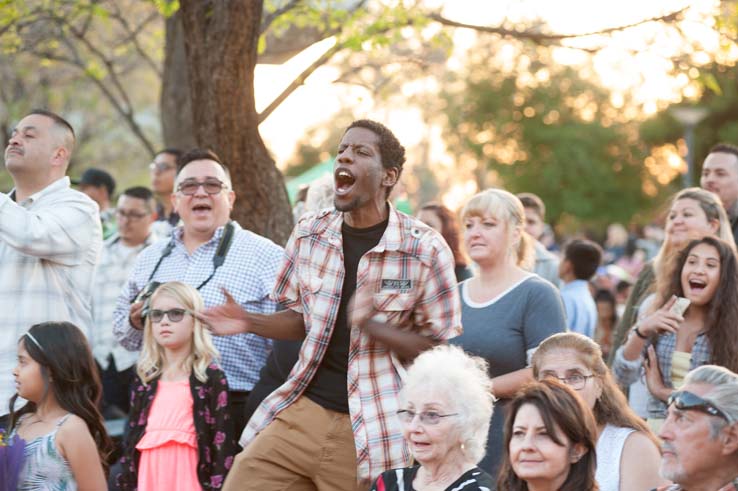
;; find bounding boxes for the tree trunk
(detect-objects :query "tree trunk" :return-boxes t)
[160,11,197,151]
[178,0,293,245]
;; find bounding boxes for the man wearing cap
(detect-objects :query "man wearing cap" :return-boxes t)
[76,167,117,239]
[0,109,101,418]
[654,365,738,491]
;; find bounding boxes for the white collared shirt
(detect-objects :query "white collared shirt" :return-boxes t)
[0,176,102,409]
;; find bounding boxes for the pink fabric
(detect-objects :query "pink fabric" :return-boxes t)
[136,379,200,491]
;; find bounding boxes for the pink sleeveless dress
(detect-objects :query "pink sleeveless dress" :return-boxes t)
[136,379,201,491]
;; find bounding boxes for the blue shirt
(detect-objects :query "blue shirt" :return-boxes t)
[560,279,597,339]
[113,222,284,391]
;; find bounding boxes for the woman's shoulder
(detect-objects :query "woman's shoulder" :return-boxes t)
[454,466,495,489]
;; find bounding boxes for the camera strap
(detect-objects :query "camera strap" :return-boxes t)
[195,221,235,290]
[144,221,235,290]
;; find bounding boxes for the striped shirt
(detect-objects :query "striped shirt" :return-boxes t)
[241,206,462,481]
[0,177,102,409]
[112,222,283,392]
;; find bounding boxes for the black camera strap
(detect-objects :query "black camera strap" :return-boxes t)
[145,221,235,290]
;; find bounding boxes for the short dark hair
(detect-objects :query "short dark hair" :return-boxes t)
[176,147,231,184]
[517,192,546,220]
[28,108,75,140]
[156,147,183,159]
[122,186,156,212]
[708,143,738,160]
[346,119,406,172]
[564,239,602,280]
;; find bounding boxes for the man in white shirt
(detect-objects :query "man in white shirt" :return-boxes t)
[92,186,156,418]
[0,109,101,415]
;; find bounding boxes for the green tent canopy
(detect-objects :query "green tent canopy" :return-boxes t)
[286,159,334,204]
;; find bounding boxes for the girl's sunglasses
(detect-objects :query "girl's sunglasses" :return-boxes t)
[149,308,192,323]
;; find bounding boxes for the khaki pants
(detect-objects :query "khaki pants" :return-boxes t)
[223,396,368,491]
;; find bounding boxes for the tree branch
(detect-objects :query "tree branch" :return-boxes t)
[258,41,342,123]
[260,0,301,35]
[109,7,163,77]
[428,6,688,43]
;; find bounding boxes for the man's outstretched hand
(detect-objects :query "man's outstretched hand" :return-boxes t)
[195,288,250,336]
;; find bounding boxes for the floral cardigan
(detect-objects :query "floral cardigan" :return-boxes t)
[116,363,238,490]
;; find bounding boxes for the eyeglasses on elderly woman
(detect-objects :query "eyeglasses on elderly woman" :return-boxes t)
[396,409,458,425]
[667,390,732,423]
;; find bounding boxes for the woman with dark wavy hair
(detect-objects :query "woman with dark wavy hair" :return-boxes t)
[418,202,473,282]
[613,236,738,431]
[497,379,599,491]
[9,321,113,490]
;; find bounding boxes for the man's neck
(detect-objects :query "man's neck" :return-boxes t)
[119,236,148,249]
[157,194,174,216]
[12,176,58,202]
[343,201,389,229]
[681,468,738,491]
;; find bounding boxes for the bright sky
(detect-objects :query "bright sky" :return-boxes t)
[255,0,726,207]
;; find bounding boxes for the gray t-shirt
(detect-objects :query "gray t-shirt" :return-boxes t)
[450,274,566,475]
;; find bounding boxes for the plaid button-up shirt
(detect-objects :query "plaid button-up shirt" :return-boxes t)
[240,206,462,482]
[0,177,102,408]
[113,222,283,391]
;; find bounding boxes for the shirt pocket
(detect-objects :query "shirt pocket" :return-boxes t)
[372,292,415,326]
[299,275,323,311]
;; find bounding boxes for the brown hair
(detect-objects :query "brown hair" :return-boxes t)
[419,202,468,267]
[531,332,659,446]
[497,379,599,491]
[663,237,738,373]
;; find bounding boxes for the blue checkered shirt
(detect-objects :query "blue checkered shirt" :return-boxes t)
[113,222,284,391]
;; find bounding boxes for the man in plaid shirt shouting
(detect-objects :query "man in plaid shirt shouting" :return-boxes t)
[201,120,462,490]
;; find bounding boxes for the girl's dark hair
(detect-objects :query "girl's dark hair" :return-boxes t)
[420,202,468,267]
[496,380,599,491]
[9,322,114,472]
[594,289,617,325]
[667,236,738,373]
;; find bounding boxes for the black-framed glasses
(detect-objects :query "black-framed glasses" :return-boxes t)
[149,308,192,323]
[177,178,227,196]
[543,373,596,391]
[115,209,149,221]
[396,409,458,426]
[667,390,731,422]
[149,161,176,173]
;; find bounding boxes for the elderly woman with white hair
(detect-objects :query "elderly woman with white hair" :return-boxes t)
[370,345,495,491]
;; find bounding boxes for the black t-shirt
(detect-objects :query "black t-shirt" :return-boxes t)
[304,217,388,413]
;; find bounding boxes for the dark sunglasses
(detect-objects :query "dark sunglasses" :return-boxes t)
[667,390,730,422]
[149,308,192,323]
[177,178,227,196]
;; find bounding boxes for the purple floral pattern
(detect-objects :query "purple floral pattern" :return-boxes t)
[115,363,238,490]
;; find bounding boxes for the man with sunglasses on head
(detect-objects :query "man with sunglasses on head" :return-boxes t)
[113,148,284,436]
[653,365,738,491]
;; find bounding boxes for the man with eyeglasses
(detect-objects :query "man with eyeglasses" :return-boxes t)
[0,109,101,423]
[91,186,157,419]
[113,148,283,437]
[148,147,181,237]
[653,365,738,491]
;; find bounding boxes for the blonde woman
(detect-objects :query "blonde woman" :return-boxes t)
[450,188,566,475]
[115,282,237,490]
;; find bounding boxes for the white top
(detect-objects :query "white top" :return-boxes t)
[595,424,636,491]
[0,177,101,410]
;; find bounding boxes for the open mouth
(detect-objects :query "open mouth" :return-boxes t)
[192,203,212,214]
[688,279,706,293]
[334,168,356,195]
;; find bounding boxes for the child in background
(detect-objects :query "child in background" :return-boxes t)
[559,239,603,339]
[116,281,237,491]
[9,321,112,490]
